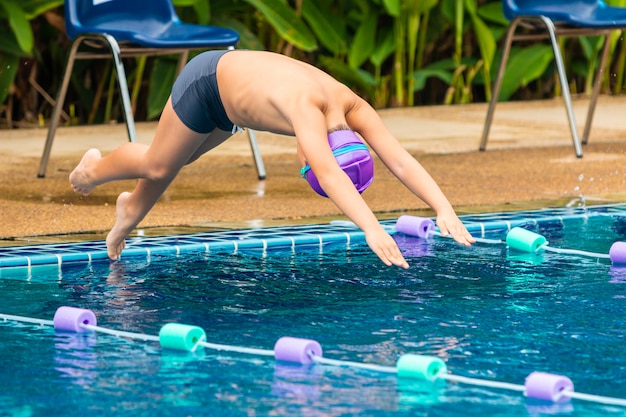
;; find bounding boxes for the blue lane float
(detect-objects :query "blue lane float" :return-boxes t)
[1,306,626,408]
[394,216,626,264]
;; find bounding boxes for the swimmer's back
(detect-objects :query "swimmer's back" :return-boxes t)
[216,50,359,135]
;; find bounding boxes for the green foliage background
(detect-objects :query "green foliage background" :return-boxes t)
[1,0,626,128]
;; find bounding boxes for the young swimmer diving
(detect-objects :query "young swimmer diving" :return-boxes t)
[70,49,475,268]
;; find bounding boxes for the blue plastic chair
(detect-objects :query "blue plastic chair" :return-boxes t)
[39,0,266,179]
[480,0,626,158]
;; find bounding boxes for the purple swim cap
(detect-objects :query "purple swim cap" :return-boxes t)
[300,130,374,198]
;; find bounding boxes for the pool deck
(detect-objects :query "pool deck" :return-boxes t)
[2,96,626,244]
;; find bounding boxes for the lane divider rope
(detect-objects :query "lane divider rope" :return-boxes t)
[394,215,625,263]
[1,307,625,407]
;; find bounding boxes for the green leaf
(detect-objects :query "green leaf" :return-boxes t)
[572,60,590,78]
[1,0,33,54]
[348,10,377,69]
[463,0,477,15]
[0,54,19,104]
[192,0,210,25]
[499,44,553,100]
[382,0,401,17]
[216,16,264,51]
[173,0,210,25]
[440,0,456,24]
[301,0,347,54]
[477,1,509,26]
[578,35,604,60]
[413,68,453,91]
[147,58,177,120]
[470,13,496,68]
[424,57,460,71]
[172,0,198,6]
[370,29,396,67]
[18,0,64,20]
[319,56,376,97]
[242,0,317,51]
[0,30,25,56]
[411,0,439,14]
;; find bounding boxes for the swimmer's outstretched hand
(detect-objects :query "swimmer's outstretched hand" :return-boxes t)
[436,209,475,246]
[366,228,410,269]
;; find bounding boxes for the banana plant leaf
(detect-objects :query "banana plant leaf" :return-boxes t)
[499,44,553,101]
[0,54,19,104]
[0,1,33,54]
[301,0,347,55]
[147,58,178,120]
[242,0,317,51]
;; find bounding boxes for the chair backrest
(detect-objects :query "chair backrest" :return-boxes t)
[502,0,607,21]
[65,0,179,40]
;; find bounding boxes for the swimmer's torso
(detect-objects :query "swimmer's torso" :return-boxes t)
[216,50,362,136]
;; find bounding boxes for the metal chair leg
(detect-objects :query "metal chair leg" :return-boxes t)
[541,16,583,158]
[582,32,612,145]
[38,37,84,178]
[480,19,519,152]
[247,129,266,180]
[38,35,138,178]
[176,50,189,75]
[101,34,137,144]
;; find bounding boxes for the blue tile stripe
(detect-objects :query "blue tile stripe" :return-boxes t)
[1,203,625,271]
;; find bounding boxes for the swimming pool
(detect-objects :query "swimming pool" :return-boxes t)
[1,204,625,416]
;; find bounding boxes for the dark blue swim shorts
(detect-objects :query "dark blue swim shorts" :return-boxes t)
[171,49,235,134]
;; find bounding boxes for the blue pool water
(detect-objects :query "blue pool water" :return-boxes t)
[1,205,626,416]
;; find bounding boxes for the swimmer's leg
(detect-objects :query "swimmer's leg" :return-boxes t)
[69,98,224,195]
[106,180,171,260]
[104,100,233,259]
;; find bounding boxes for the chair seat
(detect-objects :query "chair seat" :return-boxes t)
[68,21,240,48]
[507,2,626,28]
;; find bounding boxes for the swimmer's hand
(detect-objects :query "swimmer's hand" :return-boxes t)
[366,228,409,269]
[436,209,475,246]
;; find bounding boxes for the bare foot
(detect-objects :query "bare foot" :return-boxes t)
[106,192,135,260]
[69,148,102,196]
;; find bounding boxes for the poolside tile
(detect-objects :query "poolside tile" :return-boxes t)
[1,204,625,271]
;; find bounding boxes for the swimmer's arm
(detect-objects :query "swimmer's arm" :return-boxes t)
[346,100,474,246]
[292,108,409,269]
